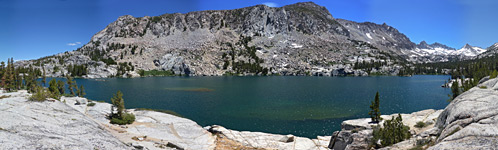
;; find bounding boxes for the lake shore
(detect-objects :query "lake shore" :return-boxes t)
[0,90,443,149]
[1,77,497,149]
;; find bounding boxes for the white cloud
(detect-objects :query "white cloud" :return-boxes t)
[67,42,81,46]
[263,2,278,7]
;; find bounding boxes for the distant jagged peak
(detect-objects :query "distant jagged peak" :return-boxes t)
[462,43,474,49]
[490,42,498,49]
[416,41,455,50]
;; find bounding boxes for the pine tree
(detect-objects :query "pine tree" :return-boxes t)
[42,66,46,86]
[66,75,76,96]
[77,85,86,97]
[48,79,60,99]
[490,70,498,79]
[111,91,125,118]
[450,81,460,100]
[57,80,65,95]
[372,114,411,147]
[369,92,381,123]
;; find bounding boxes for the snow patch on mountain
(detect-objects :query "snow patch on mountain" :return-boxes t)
[408,42,487,62]
[366,33,373,39]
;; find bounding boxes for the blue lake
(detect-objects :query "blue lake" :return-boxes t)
[51,75,451,138]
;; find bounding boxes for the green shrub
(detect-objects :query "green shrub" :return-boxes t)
[372,114,411,148]
[29,86,51,101]
[87,102,96,107]
[414,121,427,128]
[490,70,498,79]
[479,86,487,89]
[110,113,135,125]
[139,69,176,77]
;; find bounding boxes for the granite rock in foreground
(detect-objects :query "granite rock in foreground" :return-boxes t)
[429,77,498,150]
[0,90,130,150]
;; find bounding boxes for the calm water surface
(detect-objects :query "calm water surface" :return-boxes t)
[54,75,450,138]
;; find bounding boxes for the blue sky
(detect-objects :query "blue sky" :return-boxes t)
[1,0,497,61]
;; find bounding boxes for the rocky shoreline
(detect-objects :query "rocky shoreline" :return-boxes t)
[2,77,498,149]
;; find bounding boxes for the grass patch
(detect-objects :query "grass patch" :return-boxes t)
[0,95,11,99]
[414,121,427,128]
[479,86,487,89]
[87,102,96,106]
[135,108,183,118]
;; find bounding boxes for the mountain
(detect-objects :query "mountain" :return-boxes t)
[416,41,455,50]
[16,2,416,78]
[477,43,498,58]
[13,2,490,78]
[408,42,486,62]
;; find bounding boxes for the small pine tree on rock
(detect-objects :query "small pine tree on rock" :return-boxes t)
[369,92,381,123]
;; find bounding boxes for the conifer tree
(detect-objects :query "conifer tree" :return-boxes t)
[372,114,411,147]
[450,81,460,100]
[369,92,381,123]
[42,66,46,86]
[111,90,125,118]
[57,80,65,95]
[66,75,76,96]
[48,79,60,99]
[77,85,85,97]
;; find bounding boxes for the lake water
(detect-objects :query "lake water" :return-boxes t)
[51,75,451,138]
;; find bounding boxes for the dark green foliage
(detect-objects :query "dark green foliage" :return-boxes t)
[67,64,88,77]
[490,70,498,79]
[354,60,388,74]
[87,102,96,106]
[85,46,117,65]
[151,16,162,23]
[116,62,134,77]
[369,92,381,123]
[77,85,86,97]
[48,79,61,99]
[42,66,46,86]
[450,81,460,101]
[29,86,51,101]
[66,75,77,96]
[57,80,65,95]
[222,36,269,75]
[414,121,427,128]
[138,69,176,77]
[111,91,125,118]
[109,91,135,125]
[110,113,135,125]
[372,114,411,148]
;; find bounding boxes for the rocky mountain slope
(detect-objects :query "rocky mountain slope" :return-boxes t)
[13,2,494,78]
[477,42,498,58]
[15,2,421,78]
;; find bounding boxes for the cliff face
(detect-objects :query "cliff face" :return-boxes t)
[16,2,412,78]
